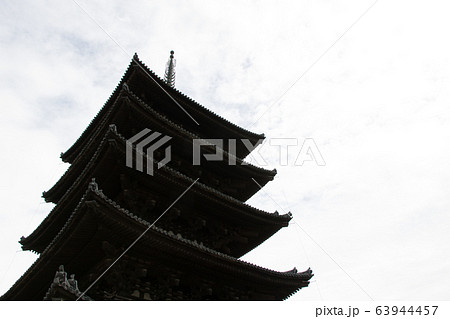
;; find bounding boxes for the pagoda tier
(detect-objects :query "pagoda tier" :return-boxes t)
[44,84,275,203]
[62,54,264,163]
[3,182,313,301]
[21,126,291,257]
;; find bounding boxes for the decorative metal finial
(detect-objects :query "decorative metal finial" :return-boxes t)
[164,50,176,88]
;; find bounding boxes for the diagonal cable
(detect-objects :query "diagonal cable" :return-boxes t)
[71,0,199,126]
[251,178,374,300]
[76,178,199,300]
[249,0,379,128]
[281,188,324,300]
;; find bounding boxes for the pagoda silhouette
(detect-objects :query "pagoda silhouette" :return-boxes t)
[2,52,313,301]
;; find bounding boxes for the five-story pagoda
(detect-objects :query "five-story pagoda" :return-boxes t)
[2,52,313,301]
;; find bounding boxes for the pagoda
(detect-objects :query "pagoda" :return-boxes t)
[2,52,313,301]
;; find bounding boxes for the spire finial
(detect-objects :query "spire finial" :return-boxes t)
[164,50,176,88]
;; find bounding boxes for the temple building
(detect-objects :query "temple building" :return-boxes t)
[1,52,313,301]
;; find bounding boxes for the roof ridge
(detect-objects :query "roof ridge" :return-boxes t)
[110,128,290,221]
[24,125,288,250]
[132,53,264,139]
[90,183,312,279]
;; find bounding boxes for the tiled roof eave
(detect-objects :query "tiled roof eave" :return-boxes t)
[123,85,276,176]
[21,126,289,253]
[4,183,312,300]
[62,53,265,163]
[91,185,313,283]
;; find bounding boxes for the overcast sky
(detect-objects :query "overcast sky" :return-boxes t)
[1,0,449,301]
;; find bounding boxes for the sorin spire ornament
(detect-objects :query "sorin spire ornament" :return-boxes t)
[164,50,176,88]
